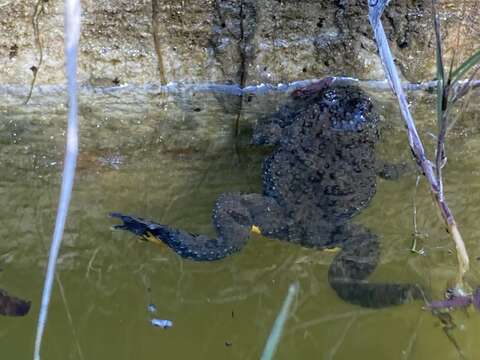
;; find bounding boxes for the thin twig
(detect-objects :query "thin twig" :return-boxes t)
[411,175,425,255]
[368,0,469,287]
[85,247,100,279]
[326,314,357,360]
[401,311,424,360]
[33,0,81,359]
[25,0,45,105]
[55,275,85,360]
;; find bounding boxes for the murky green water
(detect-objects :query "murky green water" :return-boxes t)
[1,88,480,359]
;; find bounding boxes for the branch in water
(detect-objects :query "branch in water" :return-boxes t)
[368,0,469,286]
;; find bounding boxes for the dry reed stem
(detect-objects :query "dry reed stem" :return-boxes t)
[368,0,470,287]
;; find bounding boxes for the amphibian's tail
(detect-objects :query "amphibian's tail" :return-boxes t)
[0,289,31,316]
[110,210,248,262]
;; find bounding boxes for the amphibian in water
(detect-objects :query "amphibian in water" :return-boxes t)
[111,83,421,308]
[0,288,30,316]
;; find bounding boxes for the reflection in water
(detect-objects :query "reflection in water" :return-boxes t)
[0,89,479,358]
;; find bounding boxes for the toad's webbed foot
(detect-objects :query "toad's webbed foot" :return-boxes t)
[0,289,30,316]
[111,193,288,261]
[328,224,422,308]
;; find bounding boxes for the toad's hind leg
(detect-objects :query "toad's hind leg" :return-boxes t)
[328,224,422,308]
[110,193,288,261]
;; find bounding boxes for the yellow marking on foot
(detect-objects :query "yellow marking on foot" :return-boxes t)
[322,247,341,253]
[142,231,165,246]
[251,225,262,235]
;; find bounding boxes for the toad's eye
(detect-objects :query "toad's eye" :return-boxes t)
[346,98,369,114]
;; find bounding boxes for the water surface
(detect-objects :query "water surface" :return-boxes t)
[1,88,480,359]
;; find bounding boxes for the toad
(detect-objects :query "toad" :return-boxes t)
[111,82,421,308]
[0,288,30,316]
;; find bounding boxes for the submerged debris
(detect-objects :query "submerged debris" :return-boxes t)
[150,318,173,329]
[147,303,157,314]
[426,287,480,311]
[147,301,172,329]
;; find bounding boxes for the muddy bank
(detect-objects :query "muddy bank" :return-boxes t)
[1,0,478,89]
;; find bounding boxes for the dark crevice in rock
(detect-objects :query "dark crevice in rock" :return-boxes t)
[152,0,168,85]
[211,0,257,138]
[234,0,250,137]
[9,44,18,59]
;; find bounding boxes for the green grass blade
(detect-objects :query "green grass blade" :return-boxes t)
[432,0,445,128]
[451,49,480,85]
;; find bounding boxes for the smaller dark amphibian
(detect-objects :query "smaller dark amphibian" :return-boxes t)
[0,288,30,316]
[112,83,422,308]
